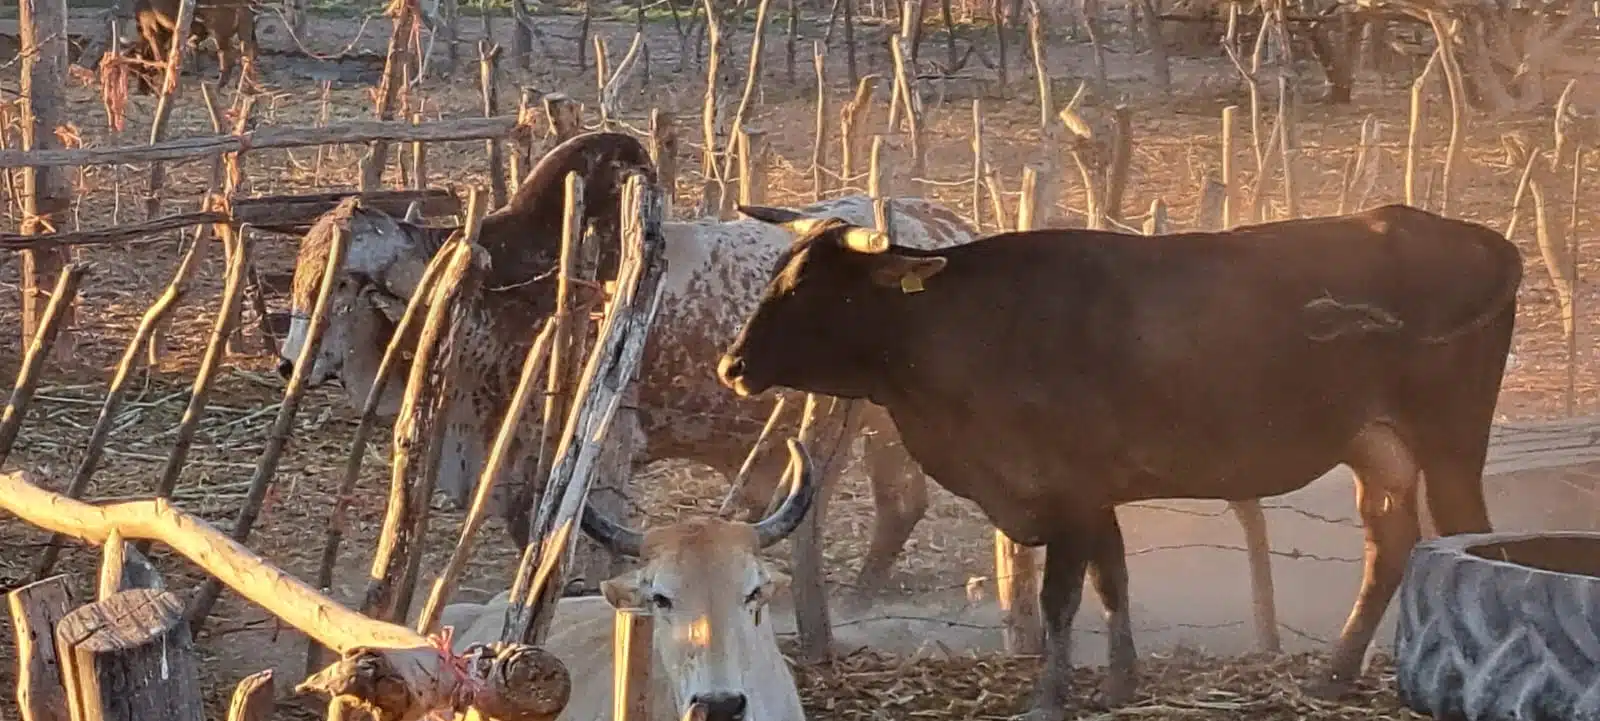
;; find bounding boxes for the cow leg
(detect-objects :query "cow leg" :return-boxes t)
[1316,423,1421,697]
[1227,499,1282,653]
[1022,530,1094,721]
[215,33,236,88]
[852,432,929,593]
[1084,507,1137,706]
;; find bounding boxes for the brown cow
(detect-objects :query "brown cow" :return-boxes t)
[715,204,1522,719]
[127,0,259,94]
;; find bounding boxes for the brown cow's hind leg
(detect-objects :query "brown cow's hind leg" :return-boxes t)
[1314,422,1421,697]
[1021,530,1093,721]
[1085,507,1137,706]
[852,434,929,593]
[1228,499,1283,652]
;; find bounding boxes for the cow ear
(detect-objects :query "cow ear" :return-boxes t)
[868,254,948,293]
[601,571,647,610]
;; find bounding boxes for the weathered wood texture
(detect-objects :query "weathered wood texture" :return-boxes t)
[55,589,206,721]
[9,575,75,721]
[0,116,521,169]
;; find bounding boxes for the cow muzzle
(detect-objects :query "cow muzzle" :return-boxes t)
[689,692,747,721]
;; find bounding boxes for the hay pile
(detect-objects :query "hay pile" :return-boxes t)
[792,649,1426,721]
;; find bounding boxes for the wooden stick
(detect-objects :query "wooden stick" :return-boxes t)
[1405,49,1442,208]
[0,468,572,721]
[1220,104,1238,228]
[0,116,525,170]
[304,233,455,676]
[1105,104,1133,226]
[363,193,488,623]
[889,34,925,178]
[1566,144,1582,417]
[995,532,1042,654]
[611,609,652,721]
[9,575,74,721]
[506,175,667,646]
[481,42,507,208]
[812,42,829,202]
[719,0,776,217]
[1277,75,1298,220]
[0,264,86,463]
[650,109,680,215]
[869,135,892,238]
[1027,0,1051,130]
[1425,12,1465,216]
[737,127,770,206]
[414,319,557,635]
[839,76,877,190]
[1337,115,1379,214]
[187,220,353,630]
[362,0,420,191]
[717,395,789,517]
[1016,165,1041,230]
[141,0,196,220]
[700,2,724,217]
[17,0,75,359]
[146,233,249,520]
[226,671,275,721]
[971,99,985,231]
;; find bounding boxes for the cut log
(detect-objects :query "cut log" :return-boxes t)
[54,589,205,721]
[9,575,75,721]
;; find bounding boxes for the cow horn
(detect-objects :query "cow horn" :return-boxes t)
[736,204,846,240]
[839,227,890,254]
[580,504,645,558]
[752,439,818,549]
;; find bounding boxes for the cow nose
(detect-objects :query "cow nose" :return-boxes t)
[276,360,295,381]
[690,693,747,721]
[717,355,745,385]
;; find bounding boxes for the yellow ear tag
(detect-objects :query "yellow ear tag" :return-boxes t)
[900,273,925,294]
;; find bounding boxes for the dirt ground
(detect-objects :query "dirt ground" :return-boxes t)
[2,2,1599,719]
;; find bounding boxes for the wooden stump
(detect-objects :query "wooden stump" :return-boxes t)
[55,589,205,721]
[9,575,75,721]
[994,533,1042,655]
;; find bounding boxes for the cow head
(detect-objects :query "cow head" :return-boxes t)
[278,198,436,413]
[716,205,948,400]
[582,439,816,721]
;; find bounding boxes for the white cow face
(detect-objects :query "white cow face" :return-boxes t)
[601,520,792,721]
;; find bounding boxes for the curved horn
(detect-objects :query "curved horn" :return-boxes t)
[737,204,845,241]
[580,504,645,558]
[840,227,890,254]
[752,439,818,549]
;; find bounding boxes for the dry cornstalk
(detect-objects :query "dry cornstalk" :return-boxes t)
[0,468,572,721]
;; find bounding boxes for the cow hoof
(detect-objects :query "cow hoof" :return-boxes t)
[1302,675,1358,701]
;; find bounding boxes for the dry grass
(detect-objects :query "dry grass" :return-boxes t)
[0,4,1598,720]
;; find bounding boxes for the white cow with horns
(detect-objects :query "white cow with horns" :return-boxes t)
[277,131,976,590]
[435,439,817,721]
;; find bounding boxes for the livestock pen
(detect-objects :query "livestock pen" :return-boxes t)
[2,0,1600,717]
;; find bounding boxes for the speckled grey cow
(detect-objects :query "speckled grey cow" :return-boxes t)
[278,133,977,589]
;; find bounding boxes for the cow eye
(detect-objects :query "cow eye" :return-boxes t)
[650,593,672,610]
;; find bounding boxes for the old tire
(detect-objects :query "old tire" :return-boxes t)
[1394,531,1600,721]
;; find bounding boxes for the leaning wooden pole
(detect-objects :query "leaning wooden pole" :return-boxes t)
[141,0,197,220]
[0,264,87,464]
[362,0,421,190]
[18,0,77,357]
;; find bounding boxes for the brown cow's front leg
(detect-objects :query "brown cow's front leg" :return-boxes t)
[1085,507,1137,706]
[1314,423,1421,697]
[1020,530,1093,721]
